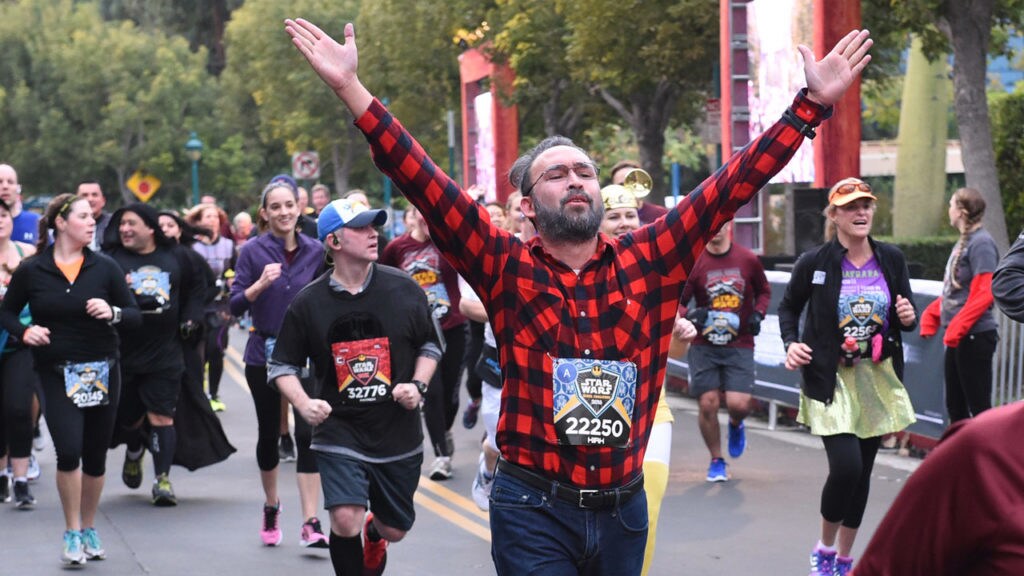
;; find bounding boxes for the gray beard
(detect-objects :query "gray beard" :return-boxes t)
[533,194,604,244]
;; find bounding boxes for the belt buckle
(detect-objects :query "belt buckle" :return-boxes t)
[578,489,599,508]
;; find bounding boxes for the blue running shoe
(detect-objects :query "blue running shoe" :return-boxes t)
[809,546,837,576]
[835,555,854,576]
[728,420,747,458]
[62,530,86,566]
[706,458,728,482]
[82,527,106,560]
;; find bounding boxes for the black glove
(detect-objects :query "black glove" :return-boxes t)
[134,294,163,312]
[685,307,708,329]
[747,311,764,336]
[180,320,198,340]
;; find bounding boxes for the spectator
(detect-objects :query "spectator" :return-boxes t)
[920,187,1000,423]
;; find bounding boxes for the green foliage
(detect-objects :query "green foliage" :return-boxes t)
[991,90,1024,235]
[0,0,219,208]
[875,235,957,280]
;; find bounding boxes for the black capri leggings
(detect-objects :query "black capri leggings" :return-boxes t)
[819,433,881,529]
[245,364,318,474]
[423,324,467,457]
[1,347,42,459]
[39,363,121,475]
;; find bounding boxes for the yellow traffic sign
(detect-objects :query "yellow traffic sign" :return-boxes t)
[126,171,162,203]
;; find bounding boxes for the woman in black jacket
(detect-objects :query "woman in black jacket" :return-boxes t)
[0,193,140,566]
[777,178,918,576]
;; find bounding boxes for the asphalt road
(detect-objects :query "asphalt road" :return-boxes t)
[1,327,921,575]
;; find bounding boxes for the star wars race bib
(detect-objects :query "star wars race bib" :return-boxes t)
[552,358,637,447]
[838,293,887,342]
[331,337,393,405]
[702,310,741,345]
[130,266,171,311]
[63,360,112,408]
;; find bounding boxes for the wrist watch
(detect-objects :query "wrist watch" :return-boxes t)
[412,379,429,396]
[111,306,122,325]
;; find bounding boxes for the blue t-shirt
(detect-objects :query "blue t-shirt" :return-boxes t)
[12,211,39,245]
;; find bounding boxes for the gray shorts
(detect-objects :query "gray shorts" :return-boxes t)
[687,345,755,398]
[316,450,423,531]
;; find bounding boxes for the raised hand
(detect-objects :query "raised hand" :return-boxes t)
[285,19,372,115]
[798,29,872,107]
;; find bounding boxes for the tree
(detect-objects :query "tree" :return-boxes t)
[0,0,220,208]
[893,36,951,238]
[563,0,718,203]
[222,0,369,196]
[489,0,597,140]
[869,0,1024,250]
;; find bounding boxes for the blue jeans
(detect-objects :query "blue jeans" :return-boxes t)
[489,469,648,575]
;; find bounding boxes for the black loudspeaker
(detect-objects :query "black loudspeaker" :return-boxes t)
[791,187,829,255]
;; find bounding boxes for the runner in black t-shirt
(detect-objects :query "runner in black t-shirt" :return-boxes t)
[269,199,440,576]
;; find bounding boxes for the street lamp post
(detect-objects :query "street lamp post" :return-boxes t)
[184,132,204,207]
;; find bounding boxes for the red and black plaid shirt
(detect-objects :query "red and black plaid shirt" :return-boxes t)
[357,91,827,488]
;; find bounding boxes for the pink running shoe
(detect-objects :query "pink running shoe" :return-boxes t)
[300,517,329,548]
[260,502,283,546]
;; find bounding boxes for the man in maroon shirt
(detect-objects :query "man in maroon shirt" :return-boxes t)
[285,17,872,576]
[679,221,770,483]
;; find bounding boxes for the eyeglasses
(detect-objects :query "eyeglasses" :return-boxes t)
[522,162,600,196]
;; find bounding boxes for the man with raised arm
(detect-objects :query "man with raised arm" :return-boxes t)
[285,18,871,576]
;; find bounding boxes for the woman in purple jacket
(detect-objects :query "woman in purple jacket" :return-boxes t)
[229,178,326,548]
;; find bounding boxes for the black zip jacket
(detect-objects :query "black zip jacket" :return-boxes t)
[0,246,141,368]
[993,231,1024,322]
[777,237,917,403]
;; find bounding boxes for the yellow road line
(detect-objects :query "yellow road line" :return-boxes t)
[225,346,249,392]
[418,476,490,522]
[228,337,491,541]
[414,490,491,542]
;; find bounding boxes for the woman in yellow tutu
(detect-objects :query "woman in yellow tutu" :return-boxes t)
[777,178,918,576]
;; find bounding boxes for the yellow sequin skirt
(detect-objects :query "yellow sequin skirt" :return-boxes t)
[797,358,916,438]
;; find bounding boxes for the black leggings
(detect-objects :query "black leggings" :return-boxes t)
[245,364,318,474]
[944,329,997,423]
[205,320,229,398]
[463,320,485,402]
[1,348,41,459]
[819,434,881,529]
[40,363,121,475]
[423,324,467,457]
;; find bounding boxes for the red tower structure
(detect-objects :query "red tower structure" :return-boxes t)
[458,46,519,204]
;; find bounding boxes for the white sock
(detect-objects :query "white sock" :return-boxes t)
[816,540,837,553]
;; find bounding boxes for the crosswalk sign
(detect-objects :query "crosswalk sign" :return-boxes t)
[126,171,162,202]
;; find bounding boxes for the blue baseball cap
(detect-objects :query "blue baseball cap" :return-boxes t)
[317,198,388,242]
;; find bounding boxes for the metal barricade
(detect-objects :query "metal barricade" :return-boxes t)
[993,312,1024,406]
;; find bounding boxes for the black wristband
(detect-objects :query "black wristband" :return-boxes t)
[782,107,817,139]
[412,379,429,395]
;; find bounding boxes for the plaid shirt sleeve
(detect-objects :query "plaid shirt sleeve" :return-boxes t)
[355,91,828,489]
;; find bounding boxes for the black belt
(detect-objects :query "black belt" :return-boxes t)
[496,460,644,510]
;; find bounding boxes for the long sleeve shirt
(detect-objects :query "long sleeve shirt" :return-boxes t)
[356,90,828,489]
[229,232,324,366]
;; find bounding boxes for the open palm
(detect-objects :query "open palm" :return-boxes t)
[800,29,873,107]
[285,19,359,95]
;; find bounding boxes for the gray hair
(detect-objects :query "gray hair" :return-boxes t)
[508,136,591,196]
